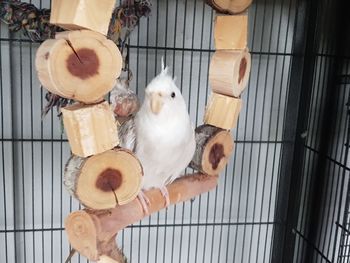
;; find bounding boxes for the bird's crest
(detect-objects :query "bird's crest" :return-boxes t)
[160,56,169,76]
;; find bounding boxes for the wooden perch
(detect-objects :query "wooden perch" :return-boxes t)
[35,30,122,103]
[50,0,116,35]
[64,148,143,209]
[209,50,251,97]
[204,92,242,130]
[65,173,218,262]
[190,125,234,175]
[206,0,253,14]
[214,14,248,50]
[61,101,119,157]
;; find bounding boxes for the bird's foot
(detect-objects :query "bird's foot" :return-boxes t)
[137,191,150,215]
[159,186,170,207]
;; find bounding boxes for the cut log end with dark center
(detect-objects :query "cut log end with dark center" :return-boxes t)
[209,143,225,170]
[96,168,122,192]
[66,48,99,80]
[238,57,247,84]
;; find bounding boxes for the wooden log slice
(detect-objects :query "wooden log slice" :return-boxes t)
[50,0,116,35]
[209,50,251,97]
[190,125,234,175]
[64,148,143,209]
[35,30,122,103]
[206,0,253,14]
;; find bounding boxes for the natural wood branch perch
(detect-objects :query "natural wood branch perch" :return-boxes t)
[65,173,218,262]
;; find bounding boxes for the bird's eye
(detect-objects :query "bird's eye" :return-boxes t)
[171,92,176,98]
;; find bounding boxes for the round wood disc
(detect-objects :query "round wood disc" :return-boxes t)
[76,149,143,209]
[35,30,122,103]
[202,129,234,175]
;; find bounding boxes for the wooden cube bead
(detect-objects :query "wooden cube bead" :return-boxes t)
[204,92,242,130]
[61,101,119,157]
[50,0,116,35]
[214,14,248,50]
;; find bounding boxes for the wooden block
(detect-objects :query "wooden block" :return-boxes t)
[35,30,122,103]
[190,125,234,175]
[204,92,242,130]
[50,0,116,35]
[206,0,253,14]
[214,14,248,50]
[64,148,143,209]
[209,49,251,97]
[61,101,119,157]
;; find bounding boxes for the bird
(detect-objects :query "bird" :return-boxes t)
[135,58,196,213]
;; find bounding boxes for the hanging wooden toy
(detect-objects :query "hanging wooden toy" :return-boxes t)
[32,0,254,261]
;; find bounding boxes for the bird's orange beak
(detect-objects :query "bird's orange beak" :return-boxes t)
[150,92,164,114]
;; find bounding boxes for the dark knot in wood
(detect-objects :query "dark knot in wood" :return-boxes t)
[96,168,122,192]
[66,48,99,80]
[238,57,247,84]
[209,143,225,170]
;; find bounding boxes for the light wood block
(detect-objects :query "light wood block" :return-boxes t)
[214,14,248,50]
[61,101,119,157]
[50,0,116,35]
[209,50,251,97]
[204,92,242,130]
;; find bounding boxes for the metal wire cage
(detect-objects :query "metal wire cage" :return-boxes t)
[0,0,349,262]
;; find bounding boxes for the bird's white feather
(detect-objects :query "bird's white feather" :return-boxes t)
[135,60,196,190]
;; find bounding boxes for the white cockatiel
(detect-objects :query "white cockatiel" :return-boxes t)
[135,59,196,212]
